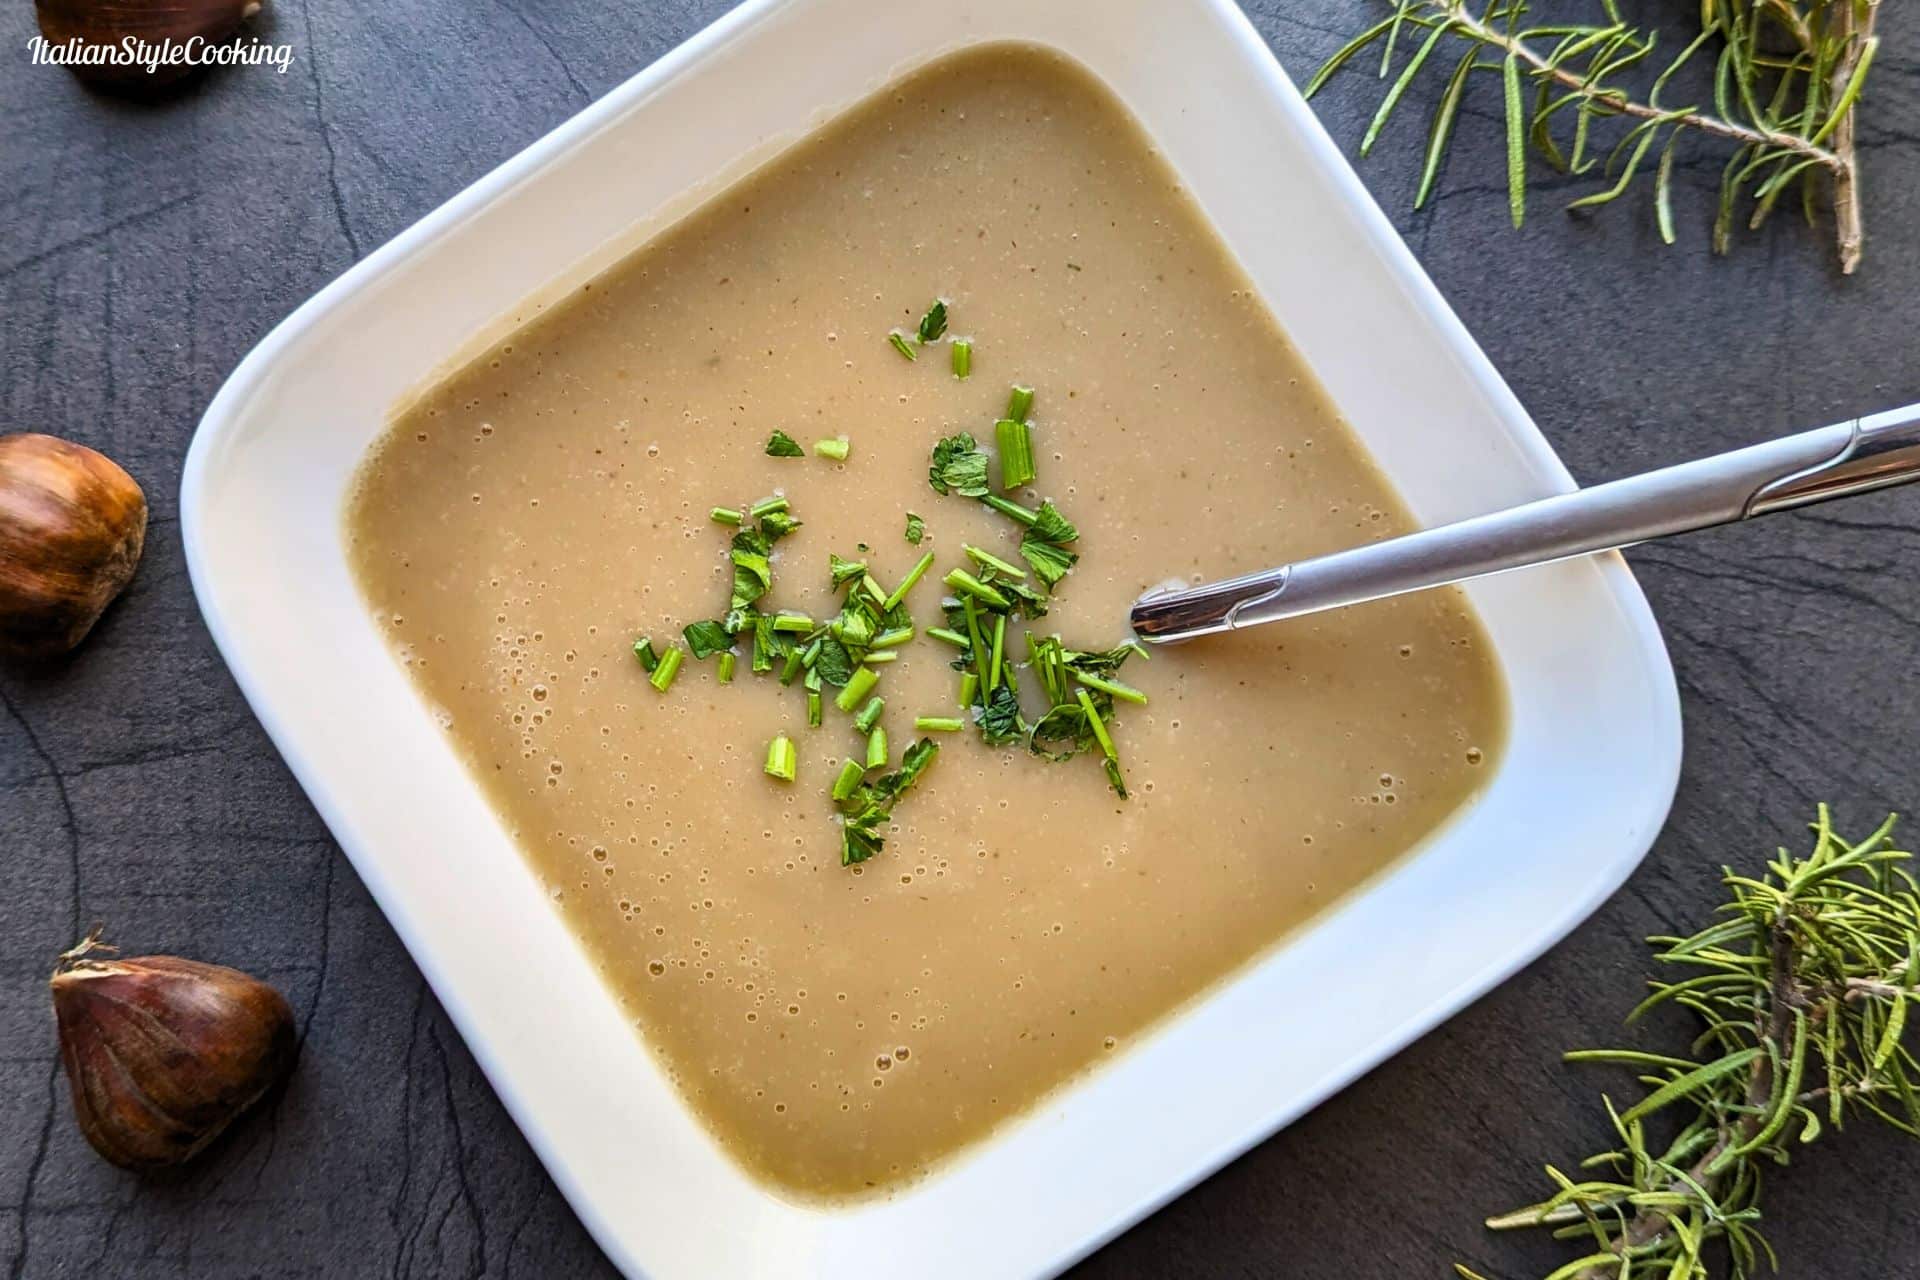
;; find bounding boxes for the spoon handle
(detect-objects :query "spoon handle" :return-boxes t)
[1129,403,1920,643]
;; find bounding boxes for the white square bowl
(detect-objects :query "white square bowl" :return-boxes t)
[180,0,1682,1274]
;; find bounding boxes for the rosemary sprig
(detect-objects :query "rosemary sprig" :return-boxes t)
[1310,0,1881,272]
[1458,807,1920,1279]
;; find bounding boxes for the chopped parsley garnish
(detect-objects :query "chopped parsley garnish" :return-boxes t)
[963,544,1027,579]
[632,311,1146,864]
[836,665,879,713]
[828,552,866,587]
[683,620,732,659]
[1019,536,1077,585]
[995,417,1036,490]
[836,737,938,865]
[764,735,797,781]
[648,645,684,693]
[928,434,991,497]
[883,550,937,612]
[917,300,949,344]
[831,757,867,802]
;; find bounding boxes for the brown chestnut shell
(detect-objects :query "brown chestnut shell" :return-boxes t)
[52,950,296,1170]
[34,0,265,88]
[0,432,147,659]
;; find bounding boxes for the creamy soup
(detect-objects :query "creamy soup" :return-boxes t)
[347,44,1506,1198]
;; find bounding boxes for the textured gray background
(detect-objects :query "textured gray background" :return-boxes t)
[4,1,1918,1276]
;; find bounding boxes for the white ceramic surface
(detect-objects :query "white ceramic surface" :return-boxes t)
[180,0,1683,1274]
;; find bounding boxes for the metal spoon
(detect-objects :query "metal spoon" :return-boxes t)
[1129,404,1920,644]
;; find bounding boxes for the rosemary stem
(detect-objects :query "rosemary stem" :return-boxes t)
[1569,911,1800,1278]
[1827,0,1870,274]
[1437,2,1836,166]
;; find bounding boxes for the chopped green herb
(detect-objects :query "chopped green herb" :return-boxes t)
[717,651,736,683]
[904,512,926,545]
[853,696,885,734]
[883,550,938,612]
[807,690,823,727]
[979,683,1024,746]
[864,651,899,665]
[683,620,732,659]
[915,716,964,733]
[928,434,990,497]
[950,340,972,379]
[1005,384,1034,422]
[813,634,855,686]
[943,568,1010,611]
[759,509,802,541]
[988,614,1007,691]
[872,625,916,649]
[764,735,797,781]
[779,647,805,686]
[927,627,970,649]
[730,529,772,609]
[1074,670,1148,705]
[917,299,949,344]
[749,495,789,519]
[959,672,979,706]
[710,506,743,525]
[814,437,850,461]
[836,665,880,713]
[829,552,867,587]
[772,611,814,634]
[831,757,867,802]
[865,725,889,769]
[963,544,1027,579]
[836,738,939,865]
[888,330,917,361]
[1019,535,1077,585]
[1076,687,1117,760]
[631,636,660,672]
[995,417,1036,490]
[980,493,1037,526]
[649,645,684,693]
[766,430,804,458]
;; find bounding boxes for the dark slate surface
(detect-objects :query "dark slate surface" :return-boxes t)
[3,1,1917,1275]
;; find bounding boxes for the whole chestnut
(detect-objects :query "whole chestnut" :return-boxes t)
[0,433,147,659]
[52,932,296,1170]
[34,0,265,89]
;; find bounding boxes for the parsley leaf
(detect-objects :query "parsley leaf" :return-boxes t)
[829,553,867,587]
[1019,534,1077,584]
[813,634,855,687]
[929,434,990,497]
[978,683,1025,746]
[1031,500,1078,544]
[917,299,949,344]
[905,512,926,545]
[836,738,940,865]
[765,430,804,457]
[682,620,733,659]
[759,510,802,542]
